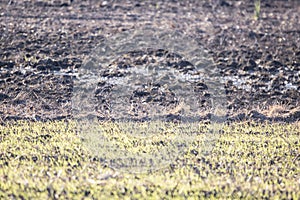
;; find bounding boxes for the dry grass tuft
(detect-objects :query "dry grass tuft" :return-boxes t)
[259,102,300,118]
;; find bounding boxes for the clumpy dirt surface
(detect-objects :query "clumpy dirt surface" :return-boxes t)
[0,0,299,123]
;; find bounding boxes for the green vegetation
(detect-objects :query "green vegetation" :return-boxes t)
[0,120,299,199]
[254,0,261,20]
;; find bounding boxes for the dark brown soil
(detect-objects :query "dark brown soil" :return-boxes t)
[0,0,299,123]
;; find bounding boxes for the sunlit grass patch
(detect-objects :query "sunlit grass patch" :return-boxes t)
[0,120,299,199]
[75,120,210,173]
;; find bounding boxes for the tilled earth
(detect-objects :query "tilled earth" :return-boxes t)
[0,0,299,123]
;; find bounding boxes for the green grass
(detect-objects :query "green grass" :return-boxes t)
[254,0,261,20]
[0,120,299,199]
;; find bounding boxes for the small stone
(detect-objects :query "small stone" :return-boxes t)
[101,1,108,6]
[190,149,198,156]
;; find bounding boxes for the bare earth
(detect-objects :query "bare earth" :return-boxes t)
[0,0,299,123]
